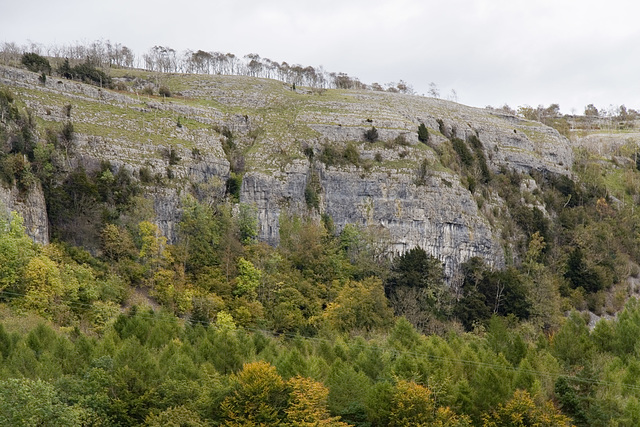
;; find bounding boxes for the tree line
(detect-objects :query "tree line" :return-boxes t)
[0,40,418,94]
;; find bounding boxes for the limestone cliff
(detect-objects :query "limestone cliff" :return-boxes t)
[0,64,574,274]
[0,183,48,244]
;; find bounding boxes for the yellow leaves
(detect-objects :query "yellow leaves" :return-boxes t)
[524,231,546,267]
[482,389,574,427]
[595,197,613,218]
[286,375,349,427]
[323,277,393,332]
[22,255,64,314]
[389,380,436,427]
[139,220,173,268]
[234,257,262,299]
[101,223,136,260]
[222,361,287,426]
[0,211,37,293]
[386,380,471,427]
[222,362,351,427]
[150,268,194,315]
[215,311,236,331]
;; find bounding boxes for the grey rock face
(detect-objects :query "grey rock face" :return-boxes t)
[242,163,502,277]
[1,64,574,276]
[0,183,49,244]
[322,167,501,275]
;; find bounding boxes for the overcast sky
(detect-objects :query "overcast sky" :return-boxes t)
[3,0,640,114]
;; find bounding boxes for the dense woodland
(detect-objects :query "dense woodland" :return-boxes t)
[3,50,640,426]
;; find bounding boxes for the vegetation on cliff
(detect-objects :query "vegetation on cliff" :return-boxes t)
[3,49,640,425]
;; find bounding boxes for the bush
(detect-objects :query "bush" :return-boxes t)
[227,172,242,202]
[167,146,181,165]
[305,171,322,210]
[61,121,74,143]
[393,134,410,146]
[468,135,491,183]
[415,158,430,185]
[158,86,172,97]
[364,126,379,142]
[319,144,360,167]
[418,123,429,143]
[73,62,112,87]
[21,52,51,74]
[139,166,153,184]
[57,60,112,88]
[343,143,360,166]
[451,138,474,167]
[318,145,342,166]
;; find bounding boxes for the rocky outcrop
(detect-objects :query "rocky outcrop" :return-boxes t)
[0,64,574,275]
[0,183,49,244]
[242,161,502,276]
[321,166,500,275]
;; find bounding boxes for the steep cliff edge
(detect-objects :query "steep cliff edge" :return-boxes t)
[0,65,573,274]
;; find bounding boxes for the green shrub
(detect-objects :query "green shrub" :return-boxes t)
[168,146,181,165]
[305,170,322,210]
[466,176,476,193]
[319,145,341,166]
[343,143,360,166]
[319,144,360,167]
[364,126,379,142]
[21,52,51,74]
[61,121,74,143]
[227,172,242,202]
[393,134,410,147]
[58,60,112,88]
[418,123,429,143]
[303,146,314,160]
[158,86,172,97]
[0,89,18,122]
[415,158,430,185]
[451,138,474,167]
[468,135,491,183]
[139,166,153,184]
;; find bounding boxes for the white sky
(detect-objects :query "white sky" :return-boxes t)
[2,0,640,114]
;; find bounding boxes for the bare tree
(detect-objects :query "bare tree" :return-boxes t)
[428,82,440,98]
[244,53,262,77]
[225,53,238,75]
[190,50,212,74]
[396,80,414,94]
[0,42,21,64]
[447,89,458,102]
[2,38,420,97]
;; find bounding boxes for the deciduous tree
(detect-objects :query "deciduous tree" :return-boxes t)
[221,361,288,426]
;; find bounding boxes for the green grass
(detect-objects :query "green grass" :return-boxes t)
[12,86,205,149]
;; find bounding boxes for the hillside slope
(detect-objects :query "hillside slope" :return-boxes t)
[0,64,573,274]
